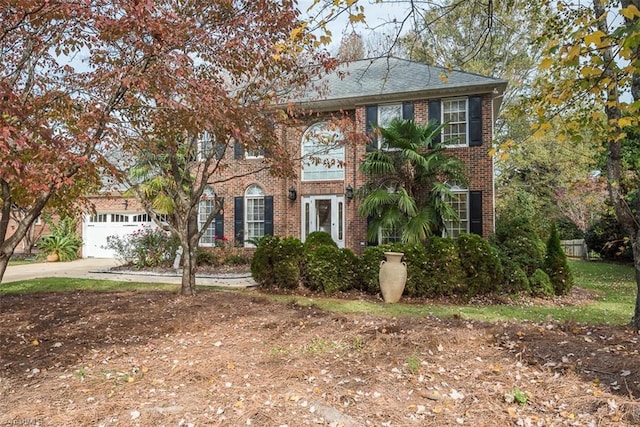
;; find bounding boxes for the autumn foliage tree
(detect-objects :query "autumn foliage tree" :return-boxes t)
[533,0,640,328]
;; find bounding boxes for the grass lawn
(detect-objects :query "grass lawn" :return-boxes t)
[0,259,636,325]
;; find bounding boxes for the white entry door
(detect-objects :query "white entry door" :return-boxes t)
[301,195,345,248]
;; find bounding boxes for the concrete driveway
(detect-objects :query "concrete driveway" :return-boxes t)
[2,258,256,288]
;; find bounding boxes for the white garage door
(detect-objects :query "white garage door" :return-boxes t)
[83,213,156,258]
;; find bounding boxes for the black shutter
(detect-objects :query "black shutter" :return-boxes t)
[402,101,414,120]
[214,142,226,160]
[234,141,244,159]
[366,215,378,246]
[234,196,244,245]
[469,95,483,147]
[264,196,274,236]
[469,191,483,236]
[428,100,441,144]
[214,197,224,239]
[365,105,378,152]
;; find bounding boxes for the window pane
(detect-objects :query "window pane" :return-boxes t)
[199,200,215,246]
[301,122,345,181]
[443,99,467,146]
[245,185,265,243]
[444,192,468,238]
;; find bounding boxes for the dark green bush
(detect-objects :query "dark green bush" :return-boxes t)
[303,246,358,294]
[251,235,303,289]
[303,231,338,252]
[491,216,545,276]
[544,224,574,295]
[399,243,429,298]
[498,257,531,295]
[585,211,633,262]
[423,237,466,297]
[529,268,554,298]
[556,216,584,240]
[456,233,503,297]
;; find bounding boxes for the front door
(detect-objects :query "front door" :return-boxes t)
[301,195,345,248]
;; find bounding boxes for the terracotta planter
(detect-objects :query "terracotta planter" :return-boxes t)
[46,253,59,262]
[379,252,407,303]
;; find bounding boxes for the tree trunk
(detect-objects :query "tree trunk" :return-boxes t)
[0,253,9,285]
[632,228,640,330]
[179,210,200,296]
[594,0,640,329]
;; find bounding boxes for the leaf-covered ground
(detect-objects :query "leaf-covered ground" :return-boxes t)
[0,289,639,426]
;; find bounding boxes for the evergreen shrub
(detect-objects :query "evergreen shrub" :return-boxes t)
[529,268,554,298]
[251,235,303,289]
[544,224,574,295]
[491,216,545,276]
[456,233,503,297]
[303,246,358,294]
[423,237,465,297]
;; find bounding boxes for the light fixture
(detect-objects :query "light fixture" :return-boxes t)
[345,185,354,201]
[122,199,128,210]
[288,187,297,201]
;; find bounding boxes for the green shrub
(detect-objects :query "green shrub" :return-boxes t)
[105,226,179,268]
[251,235,303,289]
[423,237,466,297]
[499,258,531,295]
[303,231,338,252]
[303,246,358,294]
[491,216,545,276]
[529,268,554,298]
[584,210,633,262]
[399,243,429,298]
[556,216,584,240]
[456,233,503,297]
[544,224,574,295]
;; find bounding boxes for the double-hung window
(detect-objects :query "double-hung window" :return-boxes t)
[301,122,344,181]
[443,188,469,238]
[442,98,468,146]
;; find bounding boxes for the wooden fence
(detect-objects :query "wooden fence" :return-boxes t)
[560,239,588,258]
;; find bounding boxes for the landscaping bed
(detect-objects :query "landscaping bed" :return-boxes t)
[1,289,638,426]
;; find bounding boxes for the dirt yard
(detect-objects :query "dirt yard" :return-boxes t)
[1,288,639,426]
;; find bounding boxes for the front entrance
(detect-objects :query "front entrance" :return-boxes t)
[301,195,345,248]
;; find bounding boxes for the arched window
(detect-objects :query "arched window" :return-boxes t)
[245,184,265,243]
[301,122,344,181]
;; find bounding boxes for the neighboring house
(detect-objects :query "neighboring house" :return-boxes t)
[81,57,507,258]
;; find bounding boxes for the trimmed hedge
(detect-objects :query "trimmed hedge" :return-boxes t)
[456,233,503,297]
[251,235,303,289]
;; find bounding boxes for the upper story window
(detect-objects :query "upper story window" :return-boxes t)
[301,122,345,181]
[245,147,264,159]
[198,131,213,160]
[365,102,414,151]
[429,96,482,147]
[442,98,468,146]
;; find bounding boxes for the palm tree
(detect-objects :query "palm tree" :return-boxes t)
[358,118,468,244]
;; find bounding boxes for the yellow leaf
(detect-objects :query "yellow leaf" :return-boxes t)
[621,4,640,19]
[141,366,149,373]
[127,376,134,383]
[234,400,244,409]
[488,148,497,157]
[348,12,365,23]
[538,57,553,70]
[432,405,443,414]
[567,45,581,60]
[346,0,357,6]
[584,30,606,46]
[618,116,633,128]
[227,361,235,370]
[32,339,39,346]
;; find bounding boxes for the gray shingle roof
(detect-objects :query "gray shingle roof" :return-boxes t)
[296,57,508,110]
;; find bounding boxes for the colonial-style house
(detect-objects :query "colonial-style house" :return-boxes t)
[81,57,507,257]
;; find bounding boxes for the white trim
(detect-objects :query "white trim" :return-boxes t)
[300,195,346,248]
[244,184,265,247]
